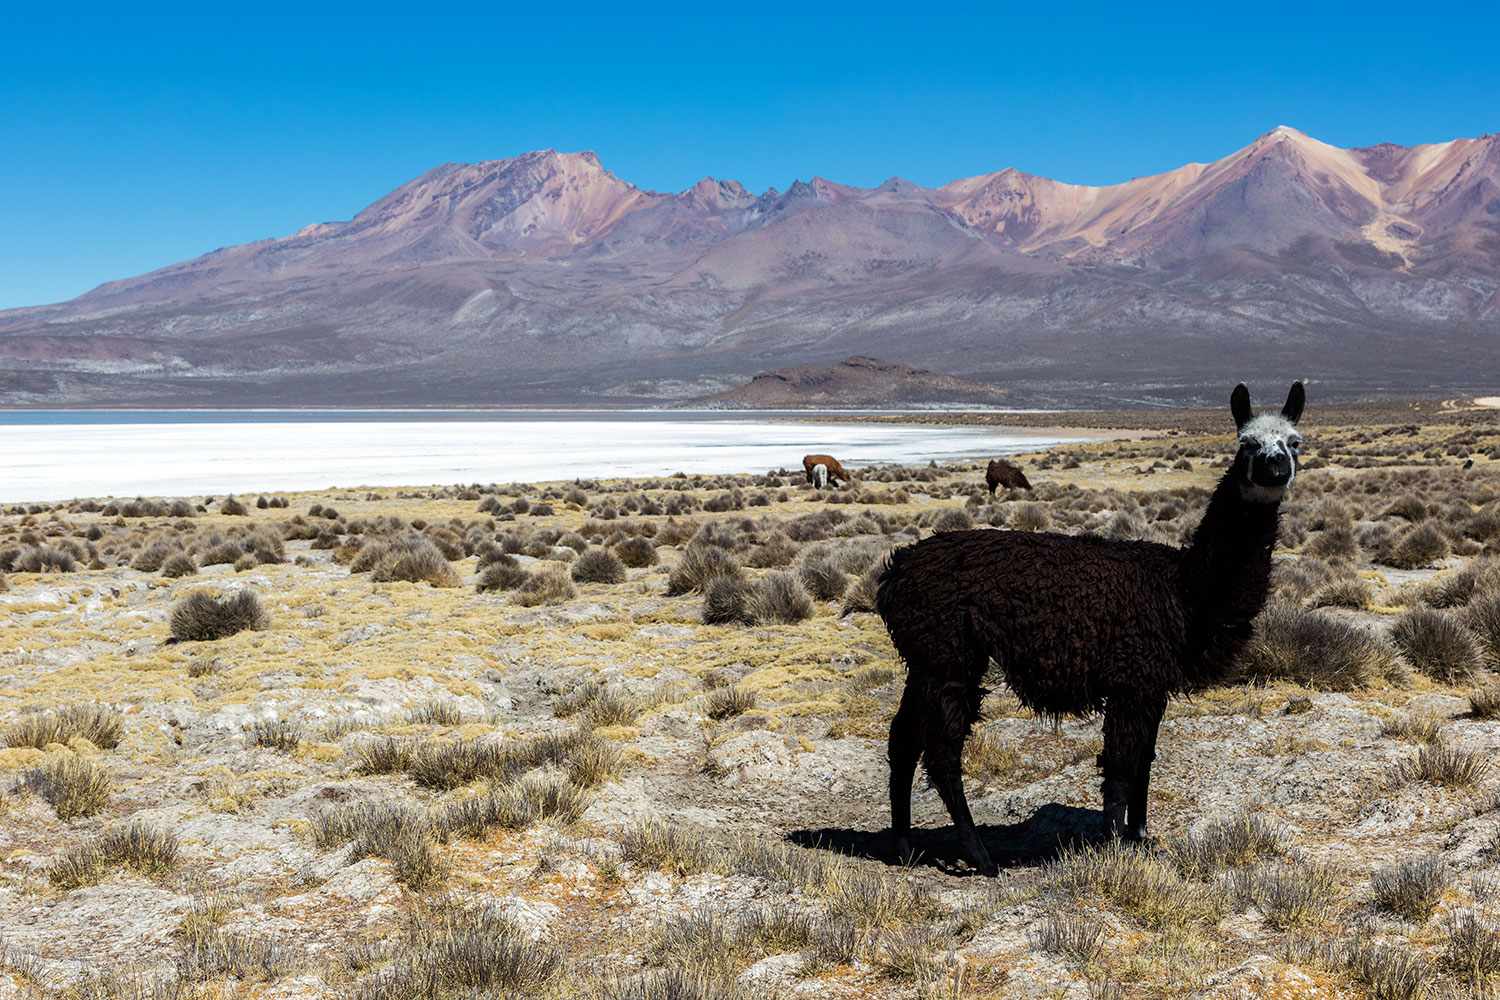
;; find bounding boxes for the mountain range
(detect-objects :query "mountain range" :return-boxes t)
[2,126,1496,408]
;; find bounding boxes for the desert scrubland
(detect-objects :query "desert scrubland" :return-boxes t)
[6,404,1500,999]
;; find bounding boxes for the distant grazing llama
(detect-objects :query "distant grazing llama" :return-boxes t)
[877,382,1304,875]
[986,459,1032,494]
[811,463,829,490]
[803,454,850,488]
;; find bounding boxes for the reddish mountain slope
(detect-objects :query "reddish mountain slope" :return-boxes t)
[2,128,1497,408]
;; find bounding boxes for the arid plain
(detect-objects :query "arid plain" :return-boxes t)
[5,400,1500,999]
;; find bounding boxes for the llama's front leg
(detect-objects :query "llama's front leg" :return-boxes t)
[888,686,924,864]
[926,680,997,876]
[1126,696,1167,841]
[1099,700,1155,841]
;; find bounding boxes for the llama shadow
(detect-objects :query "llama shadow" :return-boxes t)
[787,802,1099,875]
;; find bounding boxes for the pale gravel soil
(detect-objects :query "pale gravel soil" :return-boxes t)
[3,432,1500,998]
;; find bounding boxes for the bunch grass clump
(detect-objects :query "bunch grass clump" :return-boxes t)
[667,543,743,596]
[248,719,303,752]
[1167,811,1286,878]
[48,821,181,888]
[1390,608,1484,684]
[3,703,123,750]
[169,589,270,642]
[1372,856,1449,923]
[1394,743,1491,788]
[511,568,577,607]
[1235,603,1401,690]
[19,752,112,819]
[312,800,445,889]
[352,905,562,1000]
[1046,840,1227,929]
[367,535,460,587]
[570,547,626,584]
[1232,859,1342,930]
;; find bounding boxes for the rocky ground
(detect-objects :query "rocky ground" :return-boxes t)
[3,404,1500,999]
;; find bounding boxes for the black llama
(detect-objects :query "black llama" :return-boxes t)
[877,382,1303,875]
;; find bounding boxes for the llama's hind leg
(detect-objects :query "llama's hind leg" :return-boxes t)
[925,679,997,876]
[888,684,924,864]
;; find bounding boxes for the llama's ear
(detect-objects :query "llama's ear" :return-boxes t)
[1230,383,1252,431]
[1281,381,1305,424]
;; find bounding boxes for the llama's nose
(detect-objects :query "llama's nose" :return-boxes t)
[1260,451,1292,484]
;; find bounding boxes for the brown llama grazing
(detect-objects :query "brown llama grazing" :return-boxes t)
[803,454,850,488]
[877,382,1303,875]
[985,459,1032,494]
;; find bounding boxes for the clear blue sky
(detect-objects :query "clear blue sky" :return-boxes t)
[2,0,1496,310]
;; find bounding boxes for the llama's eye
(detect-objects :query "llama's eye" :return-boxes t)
[1240,439,1259,451]
[1288,438,1301,451]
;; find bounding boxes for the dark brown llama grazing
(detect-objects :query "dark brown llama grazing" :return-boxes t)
[877,382,1304,876]
[803,454,850,488]
[986,459,1032,494]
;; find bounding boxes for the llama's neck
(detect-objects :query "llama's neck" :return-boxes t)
[1179,461,1282,666]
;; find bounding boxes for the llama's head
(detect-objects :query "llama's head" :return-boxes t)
[1230,381,1304,503]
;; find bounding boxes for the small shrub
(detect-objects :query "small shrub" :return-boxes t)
[1390,608,1484,684]
[355,905,562,1000]
[1344,938,1434,1000]
[1464,594,1500,669]
[1236,603,1402,689]
[1396,743,1491,788]
[160,552,198,577]
[614,536,658,568]
[1381,712,1446,744]
[407,700,465,726]
[512,568,577,606]
[749,572,813,624]
[1010,502,1051,532]
[169,590,270,642]
[249,719,302,752]
[571,547,626,584]
[312,800,444,889]
[1372,857,1449,923]
[705,686,757,720]
[179,927,300,983]
[565,734,626,787]
[219,496,248,516]
[840,563,885,615]
[666,544,743,596]
[20,753,112,820]
[49,821,180,888]
[13,546,77,573]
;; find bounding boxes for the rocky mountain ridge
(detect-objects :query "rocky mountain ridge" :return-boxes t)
[2,127,1497,408]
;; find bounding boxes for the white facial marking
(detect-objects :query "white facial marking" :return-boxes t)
[1237,412,1301,501]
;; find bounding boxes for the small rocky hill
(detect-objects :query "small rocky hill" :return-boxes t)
[690,356,1012,408]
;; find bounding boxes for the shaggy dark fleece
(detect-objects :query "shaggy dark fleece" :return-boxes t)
[985,459,1032,494]
[877,382,1303,876]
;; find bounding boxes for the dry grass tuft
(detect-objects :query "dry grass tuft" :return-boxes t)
[1235,603,1401,690]
[49,821,181,888]
[1389,608,1485,684]
[169,589,270,642]
[1394,743,1492,788]
[1380,711,1448,744]
[1047,841,1228,929]
[704,685,757,720]
[1167,811,1285,878]
[1232,858,1342,930]
[353,905,562,1000]
[1371,856,1449,923]
[249,718,303,752]
[312,800,445,889]
[512,567,578,606]
[19,752,112,819]
[3,703,123,750]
